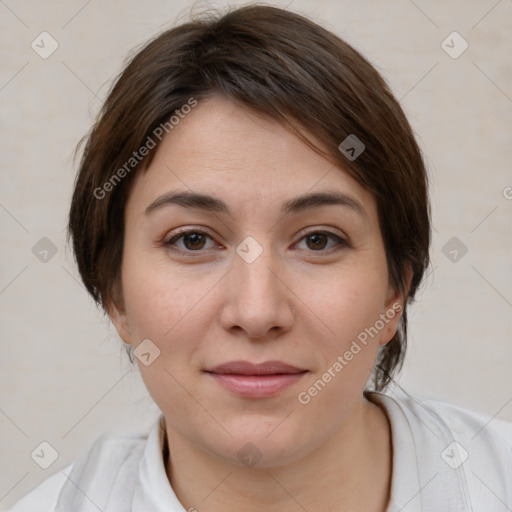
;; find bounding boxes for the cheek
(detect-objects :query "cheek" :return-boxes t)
[120,259,211,421]
[120,266,207,420]
[302,264,388,353]
[121,250,207,340]
[295,274,385,424]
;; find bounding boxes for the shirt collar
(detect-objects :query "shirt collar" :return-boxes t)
[132,414,187,512]
[367,390,423,512]
[367,386,474,512]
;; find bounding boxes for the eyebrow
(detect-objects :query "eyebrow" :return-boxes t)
[144,190,369,221]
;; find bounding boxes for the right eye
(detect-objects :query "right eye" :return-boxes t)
[164,229,218,252]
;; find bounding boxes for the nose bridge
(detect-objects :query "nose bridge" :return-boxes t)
[220,235,293,338]
[235,237,281,305]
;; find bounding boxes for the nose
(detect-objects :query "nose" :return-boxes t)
[219,241,294,340]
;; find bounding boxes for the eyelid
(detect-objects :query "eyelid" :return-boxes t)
[295,225,348,242]
[164,226,215,243]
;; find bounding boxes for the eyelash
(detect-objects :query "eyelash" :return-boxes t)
[163,228,349,255]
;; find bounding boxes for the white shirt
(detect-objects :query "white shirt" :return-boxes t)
[6,385,512,511]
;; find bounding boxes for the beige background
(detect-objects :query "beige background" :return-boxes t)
[1,0,511,508]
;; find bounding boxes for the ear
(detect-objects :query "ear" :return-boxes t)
[379,263,413,346]
[106,296,134,346]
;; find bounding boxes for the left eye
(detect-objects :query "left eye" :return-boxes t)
[295,231,347,251]
[164,230,347,253]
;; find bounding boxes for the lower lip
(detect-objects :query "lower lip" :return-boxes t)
[207,372,307,398]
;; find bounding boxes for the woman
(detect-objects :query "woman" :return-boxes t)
[8,4,512,511]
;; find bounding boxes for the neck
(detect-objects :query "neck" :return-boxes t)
[164,396,392,512]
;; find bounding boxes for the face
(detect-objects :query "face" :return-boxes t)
[110,94,405,468]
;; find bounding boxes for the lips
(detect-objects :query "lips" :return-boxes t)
[207,360,306,375]
[205,360,308,398]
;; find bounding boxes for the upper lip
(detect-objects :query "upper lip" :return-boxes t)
[206,360,307,375]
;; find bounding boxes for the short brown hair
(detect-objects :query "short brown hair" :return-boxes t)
[67,4,431,391]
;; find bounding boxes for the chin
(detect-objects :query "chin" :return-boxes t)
[207,415,314,469]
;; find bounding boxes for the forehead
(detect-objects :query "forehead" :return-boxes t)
[125,95,377,223]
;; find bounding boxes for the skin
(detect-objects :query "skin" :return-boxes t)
[110,94,412,512]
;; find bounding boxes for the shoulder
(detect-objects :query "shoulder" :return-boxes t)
[399,390,512,453]
[420,394,512,446]
[5,465,72,512]
[5,425,154,512]
[369,387,512,509]
[370,386,512,449]
[416,393,512,478]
